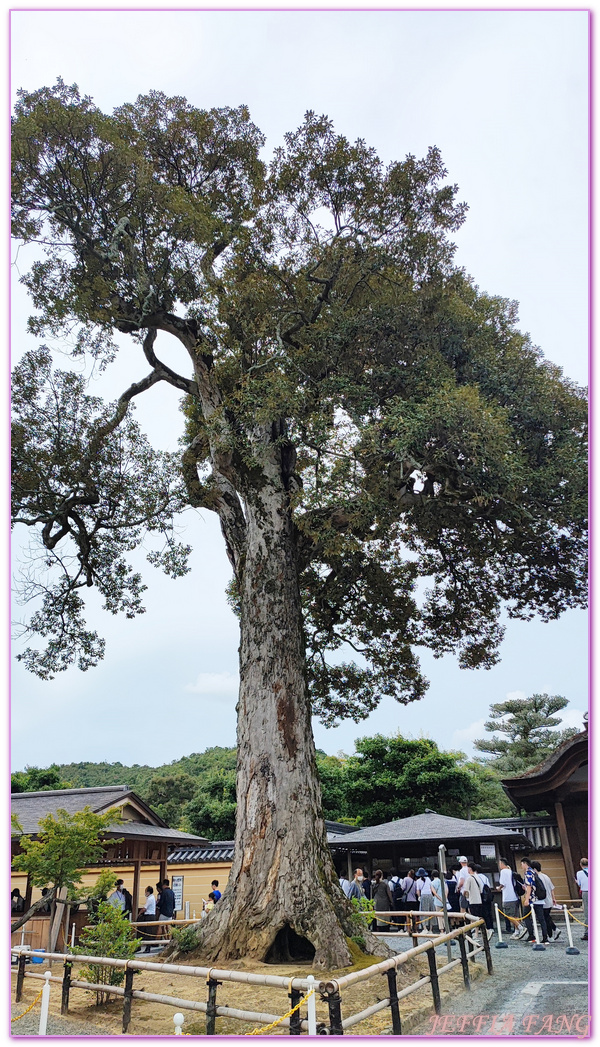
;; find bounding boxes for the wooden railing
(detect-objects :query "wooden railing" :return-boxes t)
[11,915,492,1035]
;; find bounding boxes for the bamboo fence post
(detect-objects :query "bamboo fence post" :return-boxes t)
[61,959,72,1015]
[410,912,419,949]
[206,977,220,1035]
[426,946,442,1015]
[16,954,27,1002]
[386,968,402,1034]
[457,933,471,990]
[325,988,344,1035]
[289,987,302,1035]
[122,966,135,1033]
[481,922,494,974]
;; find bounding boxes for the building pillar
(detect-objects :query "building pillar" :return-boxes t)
[132,859,141,919]
[23,872,33,911]
[555,801,578,900]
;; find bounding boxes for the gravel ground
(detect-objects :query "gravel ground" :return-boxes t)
[10,1006,114,1036]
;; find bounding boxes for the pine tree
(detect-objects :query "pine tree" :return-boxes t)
[473,694,579,774]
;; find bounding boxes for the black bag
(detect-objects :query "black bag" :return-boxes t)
[512,873,526,897]
[391,879,407,907]
[533,873,547,900]
[476,875,492,904]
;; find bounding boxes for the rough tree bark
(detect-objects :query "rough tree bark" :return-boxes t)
[195,432,386,968]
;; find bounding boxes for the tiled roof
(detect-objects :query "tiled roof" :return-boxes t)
[10,786,206,843]
[327,812,532,847]
[12,786,138,834]
[107,823,207,843]
[169,842,235,863]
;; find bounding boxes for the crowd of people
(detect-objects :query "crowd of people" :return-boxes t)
[338,854,589,944]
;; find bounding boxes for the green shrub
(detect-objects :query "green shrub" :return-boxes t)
[75,902,141,1004]
[349,896,375,935]
[171,923,200,954]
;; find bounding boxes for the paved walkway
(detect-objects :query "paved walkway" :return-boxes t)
[384,932,589,1037]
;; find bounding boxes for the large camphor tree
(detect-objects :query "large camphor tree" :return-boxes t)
[11,82,587,968]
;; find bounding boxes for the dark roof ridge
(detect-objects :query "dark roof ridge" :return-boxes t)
[10,785,131,798]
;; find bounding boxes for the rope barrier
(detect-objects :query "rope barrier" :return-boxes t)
[497,907,531,922]
[566,909,587,927]
[245,988,315,1036]
[11,986,45,1023]
[371,911,443,928]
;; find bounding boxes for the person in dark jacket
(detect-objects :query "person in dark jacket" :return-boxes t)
[371,870,394,931]
[158,878,177,927]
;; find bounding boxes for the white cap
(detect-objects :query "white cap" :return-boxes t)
[458,855,468,863]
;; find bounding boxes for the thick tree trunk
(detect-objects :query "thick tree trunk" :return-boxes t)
[196,476,378,969]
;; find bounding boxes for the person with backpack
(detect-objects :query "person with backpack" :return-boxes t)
[387,870,402,929]
[531,861,560,941]
[474,865,494,936]
[395,869,418,931]
[575,858,588,941]
[462,863,483,940]
[498,857,524,939]
[445,866,461,912]
[520,857,549,944]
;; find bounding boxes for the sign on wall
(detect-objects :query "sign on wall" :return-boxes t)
[171,875,184,912]
[479,843,496,860]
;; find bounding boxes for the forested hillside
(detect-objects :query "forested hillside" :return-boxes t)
[12,733,520,838]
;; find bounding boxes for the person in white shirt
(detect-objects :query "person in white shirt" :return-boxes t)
[139,886,156,953]
[430,868,448,931]
[416,868,434,931]
[462,863,483,939]
[531,861,560,941]
[576,858,588,940]
[456,856,470,913]
[497,857,524,939]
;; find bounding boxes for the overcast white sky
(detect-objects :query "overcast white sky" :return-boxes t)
[10,9,589,771]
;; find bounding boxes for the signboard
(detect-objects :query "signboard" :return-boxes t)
[171,875,184,912]
[479,843,496,860]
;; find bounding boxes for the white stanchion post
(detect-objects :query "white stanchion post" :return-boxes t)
[173,1012,184,1035]
[306,975,317,1036]
[38,971,52,1035]
[564,905,580,955]
[494,904,507,948]
[530,906,545,951]
[71,923,76,948]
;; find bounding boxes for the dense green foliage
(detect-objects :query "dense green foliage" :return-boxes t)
[11,763,72,793]
[344,734,478,824]
[12,82,587,724]
[474,693,579,775]
[16,736,526,831]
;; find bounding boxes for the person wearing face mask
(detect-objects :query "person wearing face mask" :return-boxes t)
[348,868,366,900]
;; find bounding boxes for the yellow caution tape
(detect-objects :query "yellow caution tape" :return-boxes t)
[11,986,45,1023]
[245,987,316,1036]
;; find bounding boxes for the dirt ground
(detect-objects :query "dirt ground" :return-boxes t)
[12,948,486,1036]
